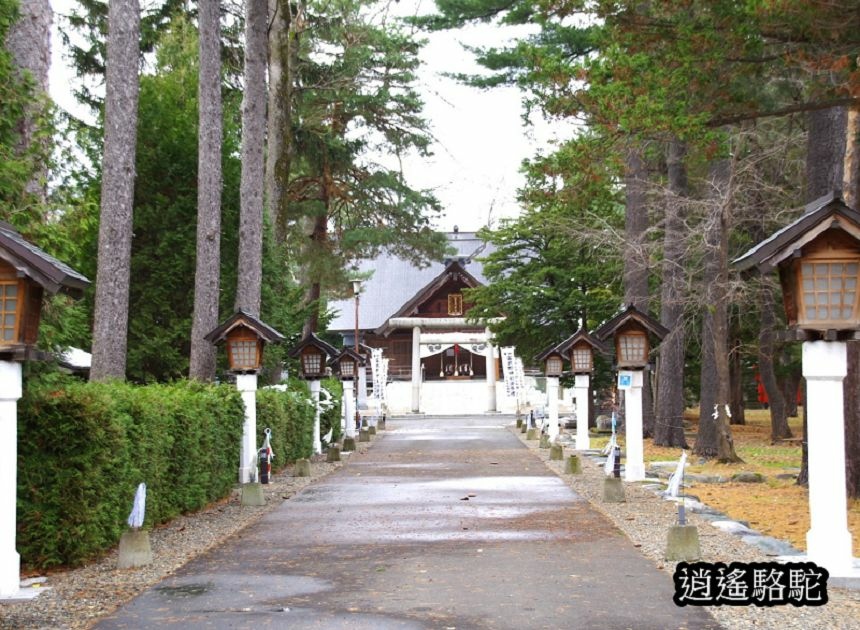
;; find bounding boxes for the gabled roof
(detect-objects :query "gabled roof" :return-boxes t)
[327,230,494,332]
[329,347,366,367]
[556,328,610,356]
[204,310,285,344]
[287,332,339,359]
[374,260,482,335]
[535,344,565,362]
[733,192,860,273]
[0,222,89,297]
[595,304,669,342]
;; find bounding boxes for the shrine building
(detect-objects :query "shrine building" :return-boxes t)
[326,229,515,415]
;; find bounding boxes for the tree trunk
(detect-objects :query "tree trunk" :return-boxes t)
[654,139,687,448]
[803,106,850,489]
[623,143,657,437]
[235,0,267,317]
[301,211,327,337]
[758,281,792,442]
[6,0,51,203]
[189,0,223,381]
[265,0,293,243]
[843,106,860,497]
[696,156,731,458]
[729,328,746,425]
[780,365,800,419]
[90,0,140,382]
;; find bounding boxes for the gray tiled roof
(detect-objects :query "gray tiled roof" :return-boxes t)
[327,231,494,332]
[0,221,89,297]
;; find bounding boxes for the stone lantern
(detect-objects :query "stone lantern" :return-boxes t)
[733,191,860,577]
[596,305,668,481]
[0,222,89,598]
[331,348,365,451]
[556,329,608,450]
[206,311,284,486]
[289,334,338,454]
[536,345,566,441]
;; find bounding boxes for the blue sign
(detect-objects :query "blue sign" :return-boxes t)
[618,373,632,388]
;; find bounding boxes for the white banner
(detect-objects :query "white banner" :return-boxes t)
[370,348,387,403]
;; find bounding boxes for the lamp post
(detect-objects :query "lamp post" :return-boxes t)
[596,306,668,482]
[205,311,285,484]
[0,224,89,598]
[536,345,564,442]
[351,279,365,430]
[557,329,607,451]
[288,333,338,456]
[332,348,364,452]
[734,191,860,577]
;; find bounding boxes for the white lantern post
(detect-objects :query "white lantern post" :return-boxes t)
[0,361,22,597]
[733,192,860,577]
[536,346,564,442]
[596,306,668,484]
[557,330,607,452]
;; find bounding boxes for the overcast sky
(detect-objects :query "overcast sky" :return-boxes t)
[49,0,561,233]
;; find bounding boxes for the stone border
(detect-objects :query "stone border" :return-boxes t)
[512,426,860,630]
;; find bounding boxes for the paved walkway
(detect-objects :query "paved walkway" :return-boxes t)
[96,416,719,629]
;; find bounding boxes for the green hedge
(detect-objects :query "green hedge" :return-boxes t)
[16,373,331,569]
[16,374,244,569]
[256,377,343,469]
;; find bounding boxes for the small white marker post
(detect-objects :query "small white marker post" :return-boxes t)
[0,361,22,597]
[342,379,355,442]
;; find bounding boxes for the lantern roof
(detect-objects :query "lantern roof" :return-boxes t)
[0,221,89,297]
[555,328,609,356]
[594,304,669,342]
[535,343,565,363]
[287,332,339,359]
[204,310,285,345]
[733,191,860,274]
[330,347,366,367]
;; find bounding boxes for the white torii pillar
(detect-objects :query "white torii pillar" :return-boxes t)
[236,373,258,484]
[310,379,322,455]
[803,341,855,577]
[620,370,645,482]
[574,374,590,450]
[546,376,560,441]
[0,361,22,597]
[485,327,497,413]
[411,326,421,413]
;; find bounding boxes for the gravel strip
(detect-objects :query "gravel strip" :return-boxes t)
[514,427,860,630]
[0,441,374,630]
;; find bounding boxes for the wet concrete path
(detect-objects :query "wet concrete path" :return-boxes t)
[97,416,719,629]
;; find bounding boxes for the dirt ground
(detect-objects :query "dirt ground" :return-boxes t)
[635,408,860,555]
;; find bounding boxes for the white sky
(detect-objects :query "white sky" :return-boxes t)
[48,0,563,232]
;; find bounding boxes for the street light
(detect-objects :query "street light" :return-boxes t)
[733,191,860,577]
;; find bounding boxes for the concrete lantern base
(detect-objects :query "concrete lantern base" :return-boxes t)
[326,447,341,462]
[516,418,523,428]
[539,434,550,449]
[359,429,371,442]
[665,525,701,561]
[565,455,581,474]
[520,423,527,434]
[342,437,356,452]
[368,426,377,435]
[602,477,626,503]
[294,458,311,477]
[526,428,537,440]
[378,418,386,430]
[117,529,152,569]
[240,482,265,506]
[549,444,563,461]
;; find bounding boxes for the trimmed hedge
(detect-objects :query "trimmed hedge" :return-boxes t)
[16,374,244,569]
[16,373,331,570]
